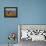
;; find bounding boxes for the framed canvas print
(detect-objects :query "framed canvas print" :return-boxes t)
[4,7,17,17]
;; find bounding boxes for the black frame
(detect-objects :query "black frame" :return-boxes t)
[4,7,18,18]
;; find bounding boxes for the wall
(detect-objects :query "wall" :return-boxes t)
[0,0,46,44]
[0,0,19,44]
[19,0,46,24]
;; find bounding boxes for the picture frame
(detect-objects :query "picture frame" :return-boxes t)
[4,7,18,17]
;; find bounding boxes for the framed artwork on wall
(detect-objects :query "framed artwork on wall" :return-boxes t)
[4,7,18,17]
